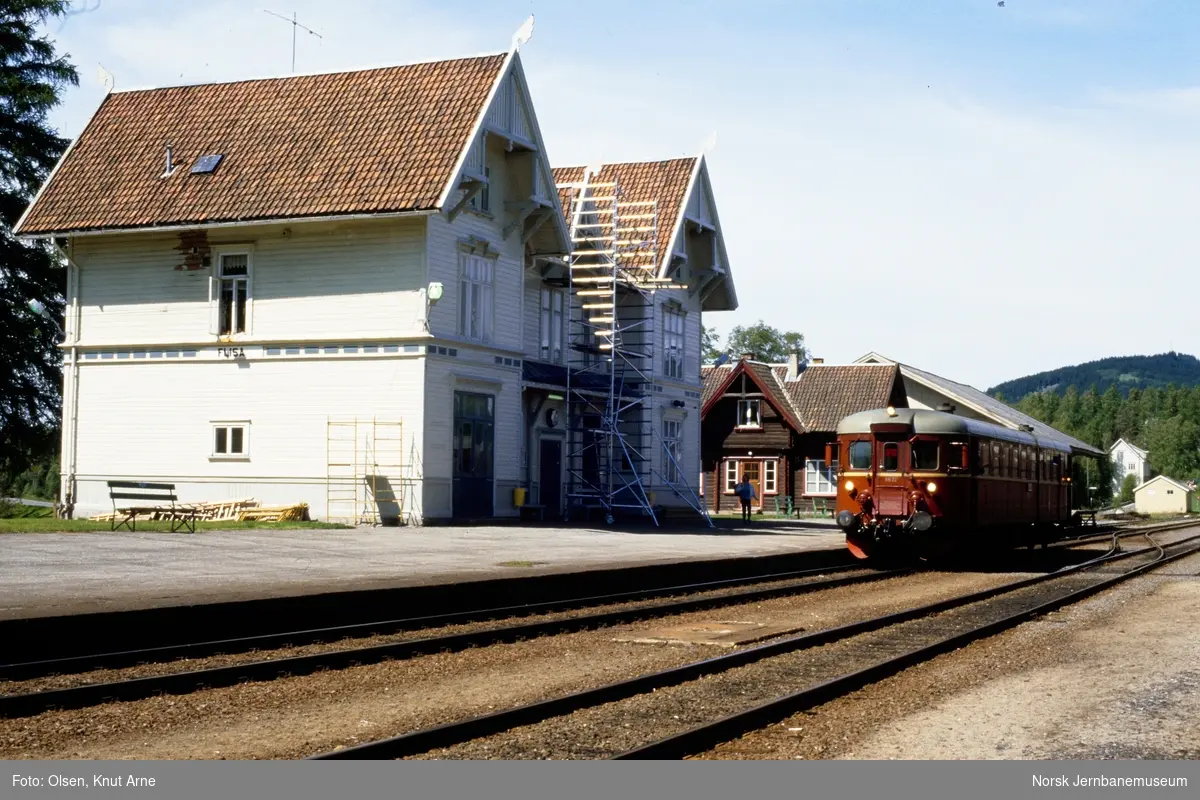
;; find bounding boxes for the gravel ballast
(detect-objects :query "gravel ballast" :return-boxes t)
[0,570,1015,759]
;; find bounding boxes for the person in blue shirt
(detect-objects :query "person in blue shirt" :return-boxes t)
[734,474,757,522]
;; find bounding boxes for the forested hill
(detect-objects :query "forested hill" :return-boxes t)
[988,353,1200,399]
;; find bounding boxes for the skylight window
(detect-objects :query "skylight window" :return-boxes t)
[191,154,224,174]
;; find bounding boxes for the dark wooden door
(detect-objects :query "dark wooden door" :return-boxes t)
[540,439,562,517]
[453,392,494,519]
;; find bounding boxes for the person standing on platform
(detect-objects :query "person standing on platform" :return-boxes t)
[734,474,757,523]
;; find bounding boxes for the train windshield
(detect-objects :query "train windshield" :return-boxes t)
[849,440,872,469]
[880,442,899,471]
[912,440,939,470]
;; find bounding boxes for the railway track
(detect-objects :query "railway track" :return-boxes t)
[2,519,1185,725]
[0,563,900,717]
[0,561,869,683]
[309,524,1200,760]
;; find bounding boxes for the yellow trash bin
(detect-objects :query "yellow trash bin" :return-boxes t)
[513,487,527,508]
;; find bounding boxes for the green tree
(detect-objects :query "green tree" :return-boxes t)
[701,324,723,363]
[724,320,806,363]
[1053,385,1083,438]
[0,0,77,493]
[1078,386,1100,446]
[1117,473,1137,505]
[1144,415,1200,481]
[1116,388,1143,444]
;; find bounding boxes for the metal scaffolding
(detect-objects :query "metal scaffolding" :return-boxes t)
[558,167,710,526]
[325,417,404,525]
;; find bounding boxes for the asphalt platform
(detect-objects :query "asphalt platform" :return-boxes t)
[0,519,845,621]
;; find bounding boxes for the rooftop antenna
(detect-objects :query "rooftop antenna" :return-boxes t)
[97,63,115,93]
[263,9,323,72]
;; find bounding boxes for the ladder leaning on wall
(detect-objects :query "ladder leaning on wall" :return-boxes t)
[325,417,404,525]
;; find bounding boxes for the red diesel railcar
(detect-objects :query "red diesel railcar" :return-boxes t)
[833,407,1076,560]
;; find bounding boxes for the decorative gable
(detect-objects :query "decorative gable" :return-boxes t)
[444,52,568,256]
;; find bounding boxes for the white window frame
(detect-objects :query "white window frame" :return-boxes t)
[540,287,565,363]
[736,399,762,429]
[725,460,739,493]
[662,418,683,484]
[210,248,253,338]
[663,305,685,380]
[804,458,839,496]
[211,421,250,460]
[763,459,777,494]
[458,254,495,342]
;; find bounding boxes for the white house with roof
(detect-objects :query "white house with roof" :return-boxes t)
[1109,438,1151,493]
[1133,474,1197,515]
[17,40,736,524]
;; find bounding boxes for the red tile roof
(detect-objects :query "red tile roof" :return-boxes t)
[700,359,804,433]
[773,364,903,432]
[16,54,509,235]
[702,361,904,433]
[552,158,697,271]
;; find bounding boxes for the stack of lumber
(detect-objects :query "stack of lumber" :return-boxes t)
[235,503,309,522]
[194,499,258,521]
[91,499,309,523]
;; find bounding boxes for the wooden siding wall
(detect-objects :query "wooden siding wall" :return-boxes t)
[70,218,426,346]
[69,356,426,519]
[703,394,792,456]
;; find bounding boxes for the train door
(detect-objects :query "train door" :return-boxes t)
[873,437,907,516]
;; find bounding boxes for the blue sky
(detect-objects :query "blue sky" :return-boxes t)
[42,1,1200,390]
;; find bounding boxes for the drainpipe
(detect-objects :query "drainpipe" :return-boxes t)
[53,238,81,518]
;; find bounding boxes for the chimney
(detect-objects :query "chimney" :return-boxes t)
[740,352,756,361]
[811,357,824,365]
[786,352,800,380]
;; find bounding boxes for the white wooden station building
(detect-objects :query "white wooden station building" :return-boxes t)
[16,43,738,524]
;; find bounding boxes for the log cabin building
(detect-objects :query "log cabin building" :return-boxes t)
[700,355,907,513]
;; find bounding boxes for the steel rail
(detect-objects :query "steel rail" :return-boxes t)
[617,536,1200,759]
[308,526,1200,760]
[0,561,868,682]
[0,567,901,718]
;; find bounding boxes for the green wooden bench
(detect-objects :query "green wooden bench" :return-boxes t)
[793,496,833,518]
[773,495,793,518]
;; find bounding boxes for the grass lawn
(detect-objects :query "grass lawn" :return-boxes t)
[0,498,348,533]
[0,517,347,533]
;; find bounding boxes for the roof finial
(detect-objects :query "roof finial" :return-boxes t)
[512,15,535,50]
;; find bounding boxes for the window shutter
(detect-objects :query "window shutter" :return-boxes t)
[208,274,219,336]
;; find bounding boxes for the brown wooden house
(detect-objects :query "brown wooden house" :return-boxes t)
[700,355,907,513]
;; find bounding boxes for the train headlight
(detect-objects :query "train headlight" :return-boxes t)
[844,480,855,492]
[926,481,937,494]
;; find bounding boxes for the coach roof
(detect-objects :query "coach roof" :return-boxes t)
[836,408,1073,452]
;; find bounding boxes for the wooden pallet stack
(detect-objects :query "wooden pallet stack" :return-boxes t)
[90,499,309,524]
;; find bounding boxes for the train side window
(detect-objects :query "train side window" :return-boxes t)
[848,440,872,470]
[912,440,939,470]
[991,443,1001,477]
[979,441,990,475]
[881,442,899,471]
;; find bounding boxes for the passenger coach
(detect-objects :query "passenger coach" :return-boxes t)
[833,407,1075,559]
